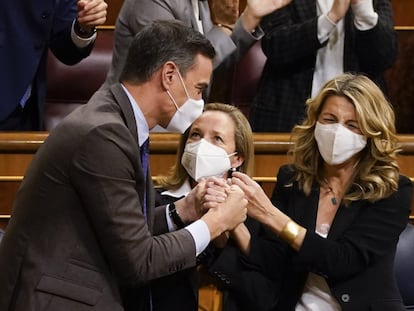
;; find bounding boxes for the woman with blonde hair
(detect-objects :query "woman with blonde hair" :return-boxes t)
[228,73,412,310]
[157,102,254,190]
[153,103,275,311]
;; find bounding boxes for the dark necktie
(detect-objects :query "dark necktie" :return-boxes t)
[140,138,150,220]
[140,138,153,310]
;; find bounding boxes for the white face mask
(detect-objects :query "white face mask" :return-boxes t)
[314,121,367,165]
[181,139,237,181]
[164,71,204,133]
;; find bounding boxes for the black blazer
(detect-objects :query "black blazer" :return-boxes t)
[251,165,412,311]
[250,0,397,132]
[152,188,279,311]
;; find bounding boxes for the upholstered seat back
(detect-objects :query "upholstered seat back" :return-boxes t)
[395,223,414,309]
[228,40,266,118]
[45,29,114,131]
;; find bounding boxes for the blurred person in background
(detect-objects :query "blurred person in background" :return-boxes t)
[0,0,108,130]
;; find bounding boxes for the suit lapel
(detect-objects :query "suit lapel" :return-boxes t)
[180,0,199,31]
[198,1,213,33]
[110,83,139,144]
[292,182,362,240]
[328,200,362,240]
[110,83,155,228]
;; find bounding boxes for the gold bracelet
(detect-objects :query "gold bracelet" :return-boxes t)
[279,219,301,246]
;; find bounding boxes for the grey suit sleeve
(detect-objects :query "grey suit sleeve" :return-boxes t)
[204,18,260,69]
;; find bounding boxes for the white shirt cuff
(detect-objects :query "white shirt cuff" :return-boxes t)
[71,19,96,48]
[185,219,210,256]
[352,0,378,30]
[318,14,336,43]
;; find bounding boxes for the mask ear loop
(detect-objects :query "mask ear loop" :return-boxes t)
[176,70,191,99]
[165,69,188,111]
[166,90,180,110]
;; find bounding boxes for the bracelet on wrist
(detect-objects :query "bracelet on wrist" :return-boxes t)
[168,202,186,229]
[279,219,301,246]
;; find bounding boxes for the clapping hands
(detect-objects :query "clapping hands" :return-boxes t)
[77,0,108,29]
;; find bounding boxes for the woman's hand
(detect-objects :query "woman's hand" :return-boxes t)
[230,172,275,224]
[201,183,248,238]
[328,0,351,23]
[242,0,292,32]
[213,231,230,248]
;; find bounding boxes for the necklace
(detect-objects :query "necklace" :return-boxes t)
[326,186,338,205]
[324,179,338,205]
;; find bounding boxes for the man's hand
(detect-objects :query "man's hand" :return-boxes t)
[77,0,108,30]
[209,0,240,28]
[173,177,232,225]
[202,184,247,240]
[173,179,209,224]
[242,0,292,32]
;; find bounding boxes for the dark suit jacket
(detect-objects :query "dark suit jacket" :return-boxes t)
[0,0,93,129]
[152,189,279,311]
[0,84,197,310]
[251,165,412,311]
[250,0,397,132]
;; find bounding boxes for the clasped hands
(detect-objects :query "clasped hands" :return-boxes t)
[201,173,274,221]
[77,0,108,31]
[178,173,274,241]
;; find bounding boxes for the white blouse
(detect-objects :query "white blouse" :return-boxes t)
[295,223,342,311]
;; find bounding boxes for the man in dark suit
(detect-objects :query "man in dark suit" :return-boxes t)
[0,20,248,310]
[0,0,108,130]
[250,0,397,132]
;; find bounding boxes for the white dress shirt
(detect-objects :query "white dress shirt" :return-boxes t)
[122,85,210,256]
[311,0,378,97]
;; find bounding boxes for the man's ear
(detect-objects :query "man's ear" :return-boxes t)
[161,61,177,90]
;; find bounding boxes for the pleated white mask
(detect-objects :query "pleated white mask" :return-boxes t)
[181,139,236,181]
[314,121,367,165]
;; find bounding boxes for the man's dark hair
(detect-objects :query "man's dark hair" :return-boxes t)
[120,20,216,84]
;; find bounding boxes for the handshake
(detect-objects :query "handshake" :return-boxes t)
[172,172,271,240]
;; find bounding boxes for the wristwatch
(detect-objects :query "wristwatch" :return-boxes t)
[74,19,96,38]
[168,202,186,229]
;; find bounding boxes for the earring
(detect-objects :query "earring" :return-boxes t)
[229,167,237,177]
